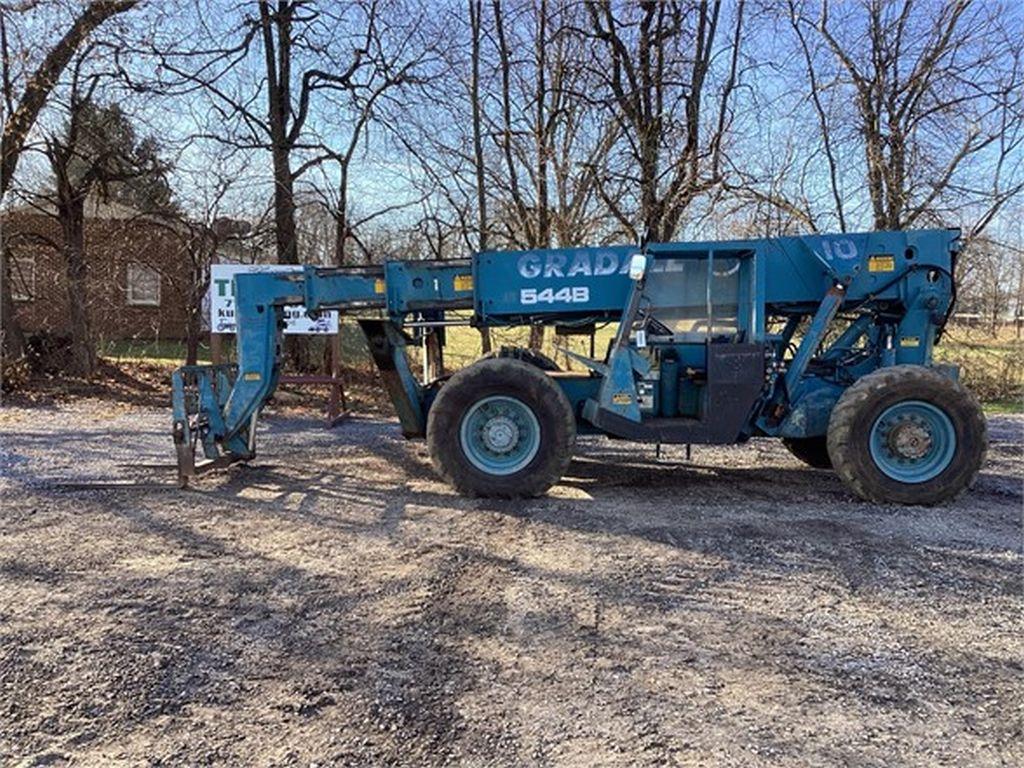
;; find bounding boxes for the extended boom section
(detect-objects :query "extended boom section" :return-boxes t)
[172,228,987,505]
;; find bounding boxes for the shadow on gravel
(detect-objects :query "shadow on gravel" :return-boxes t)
[2,415,1021,765]
[149,427,1021,615]
[1,485,477,763]
[563,453,850,499]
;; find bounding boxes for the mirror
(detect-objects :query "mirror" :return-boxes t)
[629,253,648,281]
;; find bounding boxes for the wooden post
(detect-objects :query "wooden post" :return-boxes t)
[328,329,347,423]
[425,328,444,380]
[210,332,224,365]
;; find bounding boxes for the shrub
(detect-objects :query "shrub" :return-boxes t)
[0,354,31,393]
[25,331,76,375]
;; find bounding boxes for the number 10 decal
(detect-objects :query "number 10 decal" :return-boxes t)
[520,286,590,305]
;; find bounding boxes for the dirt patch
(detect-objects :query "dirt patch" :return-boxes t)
[0,404,1021,766]
[1,360,172,408]
[2,358,391,416]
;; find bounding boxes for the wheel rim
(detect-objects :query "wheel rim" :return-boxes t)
[868,400,956,484]
[459,395,541,476]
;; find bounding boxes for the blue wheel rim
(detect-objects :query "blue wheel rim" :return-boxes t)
[459,395,541,476]
[868,400,956,484]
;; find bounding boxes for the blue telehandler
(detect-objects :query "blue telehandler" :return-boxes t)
[172,228,987,505]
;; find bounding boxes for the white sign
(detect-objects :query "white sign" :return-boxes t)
[209,264,339,335]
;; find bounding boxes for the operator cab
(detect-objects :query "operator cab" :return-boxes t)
[629,246,761,428]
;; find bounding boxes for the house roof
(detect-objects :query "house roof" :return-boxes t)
[1,194,145,221]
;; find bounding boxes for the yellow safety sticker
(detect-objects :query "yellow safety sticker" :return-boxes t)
[453,274,473,291]
[243,372,262,381]
[374,278,386,294]
[900,336,920,348]
[612,392,632,405]
[868,254,896,272]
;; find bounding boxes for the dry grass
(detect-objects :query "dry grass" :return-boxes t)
[6,321,1016,411]
[440,321,1021,408]
[936,325,1023,407]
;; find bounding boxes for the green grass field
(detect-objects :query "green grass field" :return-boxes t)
[101,339,212,366]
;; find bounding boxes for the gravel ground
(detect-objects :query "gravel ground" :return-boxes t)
[0,401,1021,767]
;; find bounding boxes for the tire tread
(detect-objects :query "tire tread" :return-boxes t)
[827,365,987,505]
[426,358,575,498]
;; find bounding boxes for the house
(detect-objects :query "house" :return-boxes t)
[3,198,193,342]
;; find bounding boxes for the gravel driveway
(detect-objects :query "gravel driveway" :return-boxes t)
[1,402,1021,766]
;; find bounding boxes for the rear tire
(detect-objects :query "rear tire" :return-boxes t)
[782,436,833,469]
[827,365,987,505]
[426,358,575,497]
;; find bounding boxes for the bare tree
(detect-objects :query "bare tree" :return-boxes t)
[22,52,172,376]
[1,0,137,363]
[153,157,268,365]
[584,0,746,242]
[395,2,617,351]
[487,0,618,347]
[151,1,382,266]
[1,0,138,196]
[785,0,1023,238]
[145,1,435,370]
[293,2,435,266]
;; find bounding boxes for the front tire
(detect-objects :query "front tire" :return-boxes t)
[827,365,987,505]
[426,358,575,497]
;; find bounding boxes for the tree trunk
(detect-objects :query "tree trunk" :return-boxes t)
[184,248,206,366]
[333,162,350,266]
[272,146,298,264]
[528,325,544,351]
[184,292,201,366]
[469,0,492,355]
[61,195,95,377]
[259,0,297,266]
[275,154,308,374]
[425,329,443,380]
[185,323,200,366]
[1,235,27,363]
[0,0,137,363]
[529,0,549,353]
[259,1,305,370]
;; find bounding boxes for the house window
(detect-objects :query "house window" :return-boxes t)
[10,257,35,302]
[127,263,161,306]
